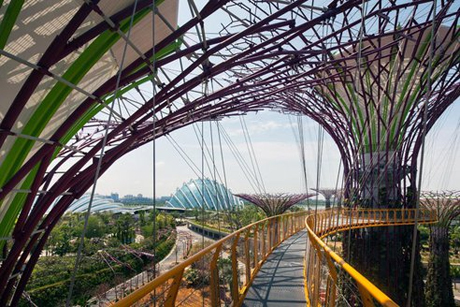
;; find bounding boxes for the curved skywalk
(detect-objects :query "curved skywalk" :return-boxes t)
[243,230,307,307]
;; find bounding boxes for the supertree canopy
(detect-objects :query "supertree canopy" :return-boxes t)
[236,193,315,216]
[311,188,340,209]
[284,24,460,207]
[0,0,458,305]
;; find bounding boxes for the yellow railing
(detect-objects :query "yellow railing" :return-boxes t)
[111,208,436,307]
[113,211,309,306]
[304,208,437,307]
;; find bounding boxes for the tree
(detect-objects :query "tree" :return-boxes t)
[49,224,73,257]
[85,215,106,239]
[139,210,146,226]
[115,214,135,244]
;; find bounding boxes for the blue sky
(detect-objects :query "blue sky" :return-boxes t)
[95,100,460,198]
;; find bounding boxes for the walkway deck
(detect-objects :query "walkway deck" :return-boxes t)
[243,230,307,307]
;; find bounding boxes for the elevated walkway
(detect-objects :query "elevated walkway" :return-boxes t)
[243,230,307,307]
[111,209,436,307]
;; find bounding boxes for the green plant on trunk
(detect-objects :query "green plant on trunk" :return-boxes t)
[421,191,460,307]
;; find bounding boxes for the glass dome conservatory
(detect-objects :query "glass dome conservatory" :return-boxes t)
[48,194,148,214]
[167,178,242,211]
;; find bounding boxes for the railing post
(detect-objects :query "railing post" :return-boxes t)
[276,216,280,245]
[244,230,251,285]
[357,284,376,307]
[231,233,241,305]
[322,214,325,233]
[322,250,338,307]
[164,269,184,307]
[267,219,272,251]
[261,223,266,259]
[253,224,258,270]
[351,209,355,227]
[336,209,340,232]
[210,245,222,307]
[313,248,322,306]
[283,216,287,240]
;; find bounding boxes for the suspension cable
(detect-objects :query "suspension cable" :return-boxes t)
[217,123,232,214]
[218,124,261,193]
[332,159,343,251]
[239,116,266,193]
[297,115,310,209]
[407,1,437,305]
[65,1,140,305]
[166,135,202,178]
[200,103,206,307]
[151,1,158,305]
[314,123,325,230]
[210,121,222,235]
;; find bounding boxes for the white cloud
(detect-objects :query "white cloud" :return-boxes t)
[155,161,165,167]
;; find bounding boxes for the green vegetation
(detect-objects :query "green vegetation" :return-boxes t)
[20,210,176,306]
[222,204,265,230]
[419,223,460,307]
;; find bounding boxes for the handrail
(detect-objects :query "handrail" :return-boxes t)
[112,211,308,306]
[304,208,437,307]
[110,208,437,306]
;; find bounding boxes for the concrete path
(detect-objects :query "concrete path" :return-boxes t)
[243,230,307,307]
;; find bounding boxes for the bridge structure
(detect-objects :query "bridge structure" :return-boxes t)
[111,208,436,307]
[0,0,458,306]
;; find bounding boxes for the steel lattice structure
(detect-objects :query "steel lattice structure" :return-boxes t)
[0,0,458,305]
[236,193,315,216]
[312,188,341,208]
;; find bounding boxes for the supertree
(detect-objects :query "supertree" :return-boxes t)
[311,188,340,209]
[235,193,315,216]
[0,1,458,305]
[421,191,460,307]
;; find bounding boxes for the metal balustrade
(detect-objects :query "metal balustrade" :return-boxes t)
[113,211,308,306]
[111,208,437,307]
[304,209,437,307]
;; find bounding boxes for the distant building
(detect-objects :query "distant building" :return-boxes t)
[167,178,243,210]
[50,194,150,214]
[157,196,170,202]
[111,193,119,201]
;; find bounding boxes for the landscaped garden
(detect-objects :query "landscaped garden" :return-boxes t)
[19,210,177,306]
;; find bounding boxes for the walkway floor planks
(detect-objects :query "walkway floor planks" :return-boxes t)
[243,230,307,307]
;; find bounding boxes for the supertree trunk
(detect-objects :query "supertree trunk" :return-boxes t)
[341,157,425,306]
[425,226,455,307]
[342,225,424,306]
